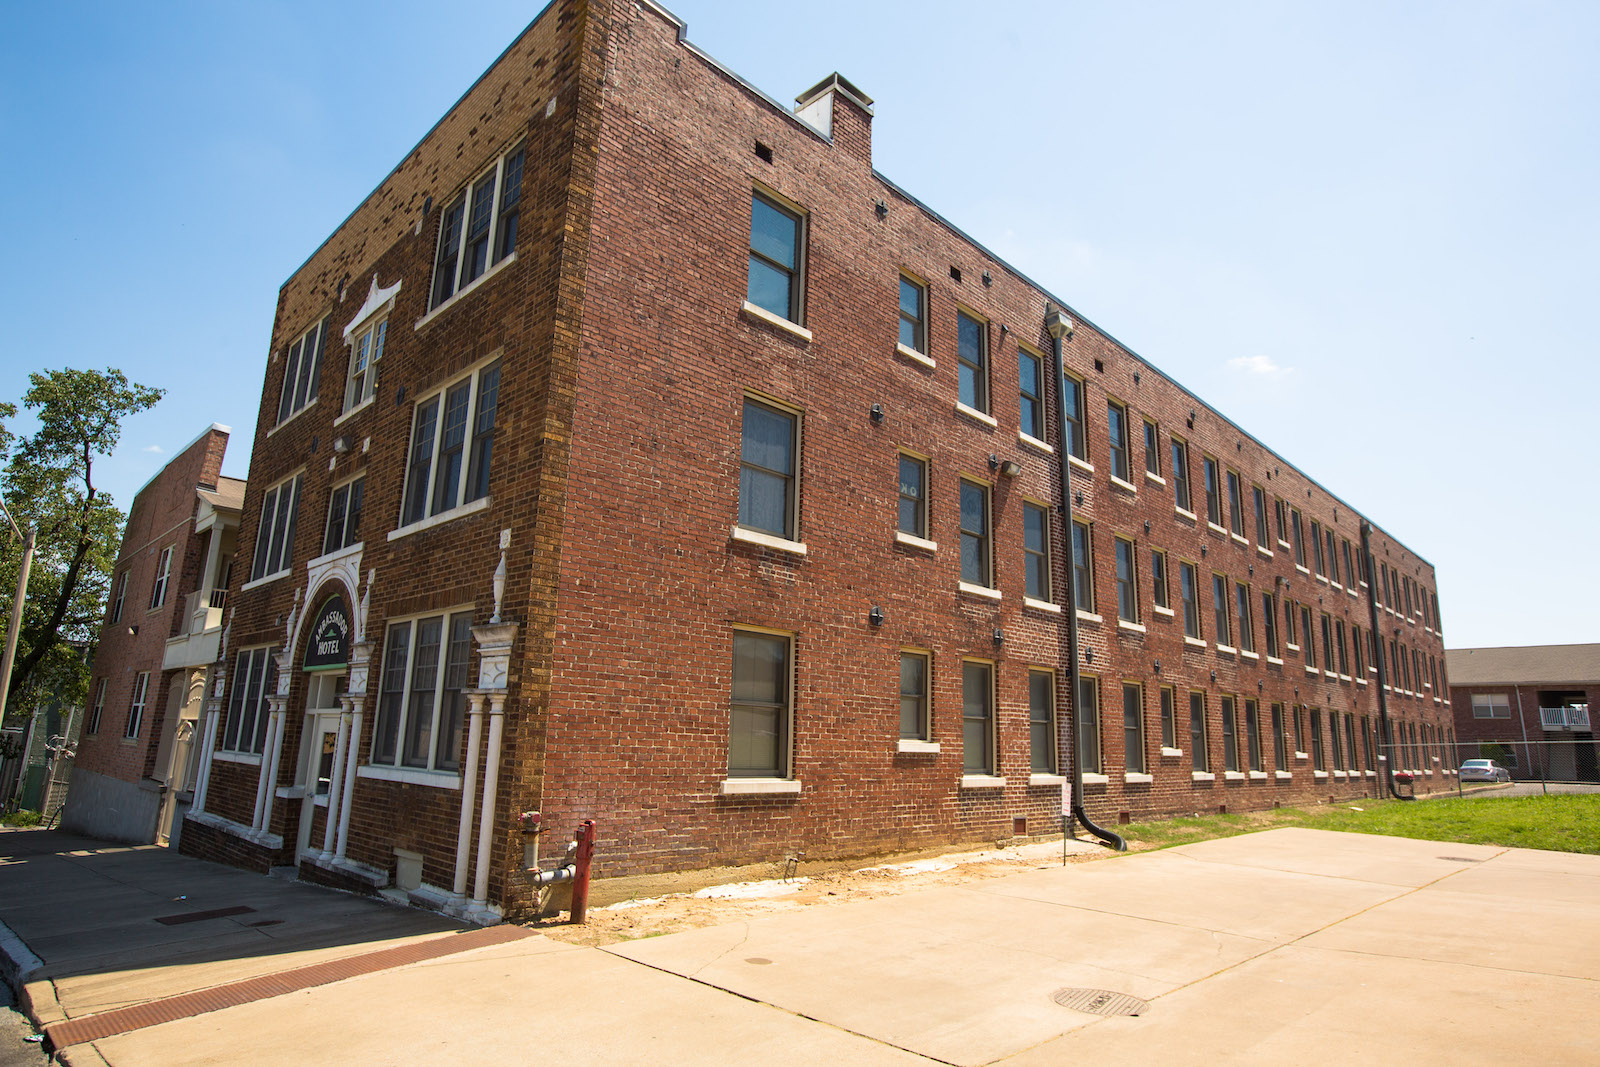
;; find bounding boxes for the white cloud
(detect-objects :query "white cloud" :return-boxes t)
[1227,354,1291,378]
[142,444,165,455]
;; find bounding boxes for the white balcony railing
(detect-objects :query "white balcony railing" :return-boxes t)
[1540,706,1591,731]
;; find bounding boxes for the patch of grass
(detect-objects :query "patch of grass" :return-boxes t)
[1120,793,1600,855]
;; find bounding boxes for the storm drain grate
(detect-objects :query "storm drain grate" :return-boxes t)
[1051,987,1147,1017]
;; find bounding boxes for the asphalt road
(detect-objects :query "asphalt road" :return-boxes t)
[1458,780,1600,798]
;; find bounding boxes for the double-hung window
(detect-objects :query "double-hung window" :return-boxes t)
[250,474,302,581]
[1326,530,1340,584]
[1151,549,1169,611]
[224,647,278,754]
[900,651,930,741]
[1115,537,1138,623]
[1018,347,1045,441]
[1107,400,1130,482]
[1179,561,1201,639]
[126,672,150,739]
[962,660,994,774]
[1221,695,1238,771]
[1302,606,1317,667]
[1330,714,1344,771]
[1262,591,1279,657]
[1310,711,1325,771]
[323,475,365,556]
[956,311,988,413]
[1170,437,1191,511]
[1234,581,1254,653]
[1272,703,1287,770]
[1471,694,1510,719]
[149,547,173,610]
[1203,456,1222,526]
[1212,573,1232,648]
[747,192,804,323]
[276,318,327,425]
[1246,699,1262,772]
[1226,470,1245,537]
[739,397,800,543]
[1123,683,1145,774]
[1274,498,1289,546]
[1160,686,1176,749]
[345,317,386,414]
[109,570,128,624]
[1062,373,1086,460]
[1023,502,1051,601]
[898,275,926,353]
[1143,419,1160,476]
[1030,669,1056,774]
[402,360,502,527]
[1342,539,1355,588]
[1077,676,1100,774]
[1311,520,1325,576]
[1291,509,1306,567]
[374,612,475,772]
[729,629,793,777]
[897,454,927,539]
[430,144,525,311]
[1071,520,1094,613]
[959,480,992,587]
[88,678,107,735]
[1252,486,1269,547]
[1189,691,1208,771]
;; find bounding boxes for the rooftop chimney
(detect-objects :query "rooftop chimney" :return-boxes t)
[795,73,873,166]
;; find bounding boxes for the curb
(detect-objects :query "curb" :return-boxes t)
[0,921,43,994]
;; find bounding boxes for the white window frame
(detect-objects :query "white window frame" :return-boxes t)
[1471,693,1511,719]
[248,472,303,584]
[322,473,366,558]
[344,318,386,415]
[125,671,150,739]
[223,646,278,755]
[428,142,526,313]
[109,570,127,624]
[397,357,502,531]
[372,609,476,774]
[275,317,327,427]
[88,678,107,735]
[148,546,173,610]
[735,394,803,547]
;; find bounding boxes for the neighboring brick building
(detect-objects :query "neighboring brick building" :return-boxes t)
[64,425,243,845]
[1448,644,1598,782]
[182,0,1452,922]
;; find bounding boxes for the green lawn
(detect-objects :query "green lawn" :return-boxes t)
[1117,793,1600,855]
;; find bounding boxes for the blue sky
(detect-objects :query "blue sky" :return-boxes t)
[2,1,1595,649]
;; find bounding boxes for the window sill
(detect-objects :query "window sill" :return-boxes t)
[954,402,997,428]
[388,496,492,542]
[1152,605,1175,618]
[1305,664,1320,676]
[1295,564,1310,575]
[1249,771,1268,781]
[897,739,939,754]
[960,774,1005,789]
[1024,597,1061,615]
[1191,771,1215,782]
[895,342,934,369]
[1347,587,1359,598]
[416,252,518,332]
[1365,769,1377,777]
[1109,474,1138,494]
[1315,575,1330,586]
[894,531,937,553]
[1239,649,1260,661]
[1081,773,1109,785]
[1117,619,1146,634]
[1173,506,1198,524]
[1224,771,1245,781]
[1144,471,1166,487]
[1183,636,1207,649]
[1286,643,1300,653]
[1124,772,1153,784]
[333,395,376,427]
[1018,432,1054,455]
[730,525,808,556]
[1275,770,1292,780]
[1357,677,1368,686]
[1067,454,1094,475]
[1266,656,1284,666]
[1230,533,1249,547]
[358,764,463,789]
[1295,751,1309,761]
[1256,545,1273,559]
[959,581,1001,601]
[1216,643,1237,656]
[1330,582,1343,593]
[1332,770,1348,779]
[241,570,291,593]
[213,751,263,766]
[1161,746,1183,757]
[740,301,813,342]
[264,398,320,440]
[1206,521,1228,536]
[1313,770,1329,780]
[1029,773,1067,786]
[1077,610,1103,624]
[721,777,802,795]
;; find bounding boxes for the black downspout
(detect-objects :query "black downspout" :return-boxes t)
[1048,308,1126,850]
[1360,521,1411,801]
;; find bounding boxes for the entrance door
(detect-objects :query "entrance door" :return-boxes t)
[296,673,345,861]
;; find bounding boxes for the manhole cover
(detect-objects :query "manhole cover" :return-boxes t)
[1051,987,1147,1017]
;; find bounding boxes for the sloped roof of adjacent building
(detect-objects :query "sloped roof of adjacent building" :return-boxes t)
[1446,644,1600,686]
[197,476,247,513]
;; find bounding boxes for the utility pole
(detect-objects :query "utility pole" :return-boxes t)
[0,500,36,727]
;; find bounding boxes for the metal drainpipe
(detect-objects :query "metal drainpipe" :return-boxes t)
[1047,308,1126,851]
[1359,521,1410,801]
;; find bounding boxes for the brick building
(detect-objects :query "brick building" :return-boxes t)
[181,0,1453,921]
[1448,644,1598,783]
[65,425,242,845]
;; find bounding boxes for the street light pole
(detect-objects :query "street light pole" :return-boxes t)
[0,504,36,726]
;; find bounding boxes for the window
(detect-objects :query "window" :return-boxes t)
[345,317,386,413]
[1030,669,1056,774]
[1203,456,1222,526]
[1170,436,1191,512]
[1115,537,1138,622]
[898,275,926,353]
[1160,686,1176,749]
[727,630,792,777]
[224,647,278,754]
[149,546,173,610]
[1330,714,1344,770]
[1291,509,1306,567]
[1234,581,1253,653]
[1252,486,1268,547]
[897,454,927,539]
[1121,682,1146,774]
[402,360,502,527]
[962,660,994,774]
[1179,561,1201,639]
[1212,574,1232,648]
[88,678,106,735]
[1262,591,1279,658]
[1311,520,1325,576]
[431,144,525,311]
[1071,520,1094,613]
[109,570,127,624]
[1143,419,1160,476]
[1024,502,1051,601]
[747,191,803,322]
[1062,373,1087,460]
[276,317,327,425]
[1301,605,1316,667]
[960,480,992,588]
[1274,498,1289,545]
[1221,695,1238,771]
[1342,539,1355,588]
[1189,691,1208,771]
[1353,625,1366,676]
[957,311,988,413]
[323,475,365,556]
[1321,613,1334,673]
[250,474,302,581]
[1246,699,1262,772]
[1077,676,1100,774]
[1272,703,1286,770]
[1431,592,1441,633]
[1326,530,1339,584]
[1018,348,1044,440]
[1151,549,1169,610]
[374,611,474,772]
[125,671,150,739]
[1284,599,1298,648]
[1336,620,1349,676]
[1346,713,1359,771]
[1310,710,1324,771]
[1293,705,1305,754]
[1226,470,1245,537]
[899,651,929,741]
[1107,400,1130,482]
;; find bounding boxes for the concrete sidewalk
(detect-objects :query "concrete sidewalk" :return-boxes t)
[4,827,1597,1064]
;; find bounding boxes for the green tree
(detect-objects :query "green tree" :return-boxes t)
[1,369,164,716]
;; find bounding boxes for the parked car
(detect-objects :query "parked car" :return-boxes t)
[1459,758,1512,783]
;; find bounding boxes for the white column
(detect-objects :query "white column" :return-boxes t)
[191,710,220,815]
[335,698,364,859]
[452,694,486,901]
[471,696,506,908]
[257,709,288,835]
[320,697,353,858]
[251,707,281,830]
